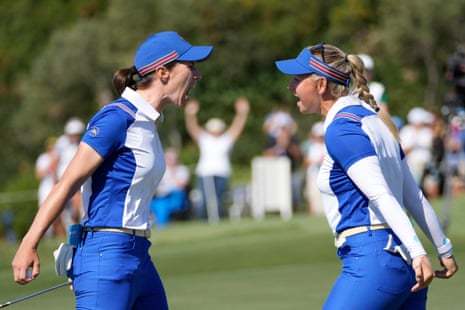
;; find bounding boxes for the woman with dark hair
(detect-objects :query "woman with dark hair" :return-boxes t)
[12,31,213,309]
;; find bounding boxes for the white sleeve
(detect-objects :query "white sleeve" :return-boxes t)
[347,156,427,258]
[401,159,453,257]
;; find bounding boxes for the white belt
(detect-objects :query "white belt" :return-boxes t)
[84,227,151,238]
[334,223,390,248]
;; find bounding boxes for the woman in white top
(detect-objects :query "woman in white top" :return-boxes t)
[185,97,249,221]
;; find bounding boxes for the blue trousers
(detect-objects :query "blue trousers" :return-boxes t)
[72,231,168,310]
[323,229,427,310]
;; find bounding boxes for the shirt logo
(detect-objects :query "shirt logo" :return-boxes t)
[89,125,100,137]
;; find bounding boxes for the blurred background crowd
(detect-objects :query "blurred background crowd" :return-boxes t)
[1,0,465,237]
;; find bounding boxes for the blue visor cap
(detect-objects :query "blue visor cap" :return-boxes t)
[275,48,350,87]
[135,31,213,76]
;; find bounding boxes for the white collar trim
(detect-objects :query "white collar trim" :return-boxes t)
[121,87,161,121]
[324,95,367,131]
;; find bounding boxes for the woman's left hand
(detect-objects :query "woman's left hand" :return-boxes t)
[234,97,250,115]
[435,255,459,279]
[68,278,74,291]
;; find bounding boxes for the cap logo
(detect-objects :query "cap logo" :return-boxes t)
[138,50,179,76]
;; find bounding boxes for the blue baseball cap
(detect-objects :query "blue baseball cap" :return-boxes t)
[275,44,350,86]
[134,31,213,76]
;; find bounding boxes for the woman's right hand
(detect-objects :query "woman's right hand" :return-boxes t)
[410,254,434,292]
[11,239,40,285]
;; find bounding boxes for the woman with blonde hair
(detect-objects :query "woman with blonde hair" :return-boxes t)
[275,42,458,309]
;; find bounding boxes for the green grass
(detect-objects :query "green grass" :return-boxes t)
[1,196,464,309]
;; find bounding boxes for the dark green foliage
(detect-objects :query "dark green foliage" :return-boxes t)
[2,0,465,216]
[0,173,38,239]
[0,0,109,189]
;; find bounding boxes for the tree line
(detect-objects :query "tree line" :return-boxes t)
[1,0,464,194]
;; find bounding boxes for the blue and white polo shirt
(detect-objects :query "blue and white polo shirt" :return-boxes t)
[317,95,427,257]
[80,87,165,230]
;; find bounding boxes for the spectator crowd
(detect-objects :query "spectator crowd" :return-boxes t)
[33,51,465,231]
